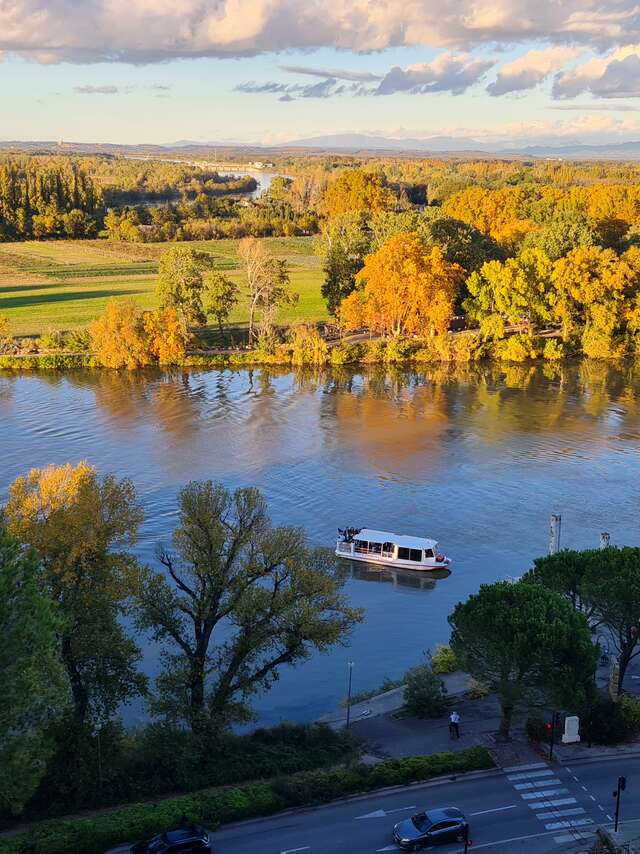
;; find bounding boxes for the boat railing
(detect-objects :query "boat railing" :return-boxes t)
[353,544,395,558]
[336,541,354,554]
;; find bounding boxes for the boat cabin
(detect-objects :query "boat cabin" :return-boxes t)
[336,528,450,569]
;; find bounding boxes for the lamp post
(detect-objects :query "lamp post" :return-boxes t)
[548,711,561,761]
[613,775,626,832]
[346,660,355,729]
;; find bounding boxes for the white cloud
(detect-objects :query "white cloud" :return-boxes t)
[374,54,495,95]
[73,84,134,95]
[2,1,640,64]
[553,46,640,98]
[278,65,381,82]
[487,46,585,95]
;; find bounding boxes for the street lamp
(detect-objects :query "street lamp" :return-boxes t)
[613,775,626,832]
[345,661,355,729]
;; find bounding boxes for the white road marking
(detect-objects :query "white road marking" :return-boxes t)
[528,798,577,810]
[280,848,310,854]
[536,807,586,820]
[514,778,561,791]
[581,785,588,791]
[376,847,398,852]
[521,789,568,800]
[470,805,518,816]
[507,769,553,781]
[503,762,547,773]
[544,818,593,831]
[356,806,416,820]
[590,795,596,802]
[553,832,594,843]
[607,814,613,821]
[450,827,587,851]
[514,782,534,790]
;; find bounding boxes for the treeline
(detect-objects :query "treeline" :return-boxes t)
[0,158,102,239]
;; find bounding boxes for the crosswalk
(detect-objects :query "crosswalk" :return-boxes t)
[504,761,595,847]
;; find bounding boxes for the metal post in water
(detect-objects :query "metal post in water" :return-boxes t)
[549,514,561,555]
[600,532,611,550]
[345,661,354,729]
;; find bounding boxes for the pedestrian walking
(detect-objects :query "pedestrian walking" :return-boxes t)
[449,710,460,739]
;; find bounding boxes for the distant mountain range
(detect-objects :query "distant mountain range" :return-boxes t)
[5,135,640,160]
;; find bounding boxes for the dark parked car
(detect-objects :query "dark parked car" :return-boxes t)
[105,825,212,854]
[393,807,468,850]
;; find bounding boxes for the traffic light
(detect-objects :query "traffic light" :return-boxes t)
[619,776,627,792]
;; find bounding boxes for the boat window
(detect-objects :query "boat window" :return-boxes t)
[397,547,411,560]
[355,540,367,550]
[383,542,394,552]
[370,542,382,554]
[410,549,422,562]
[424,548,434,558]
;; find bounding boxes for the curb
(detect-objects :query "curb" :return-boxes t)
[555,749,640,767]
[214,766,504,832]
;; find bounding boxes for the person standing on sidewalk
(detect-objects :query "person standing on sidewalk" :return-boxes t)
[449,710,460,739]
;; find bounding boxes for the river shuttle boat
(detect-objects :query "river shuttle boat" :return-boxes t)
[335,527,451,571]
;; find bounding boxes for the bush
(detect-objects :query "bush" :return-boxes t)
[494,334,537,363]
[431,644,459,675]
[580,696,627,745]
[619,695,640,736]
[542,338,564,361]
[404,665,449,718]
[466,677,491,699]
[1,748,493,854]
[39,328,68,352]
[329,342,364,365]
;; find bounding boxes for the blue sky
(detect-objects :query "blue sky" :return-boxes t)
[2,1,640,146]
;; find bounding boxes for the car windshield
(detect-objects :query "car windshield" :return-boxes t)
[412,813,432,832]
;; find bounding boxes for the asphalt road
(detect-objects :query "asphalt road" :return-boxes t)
[211,756,640,853]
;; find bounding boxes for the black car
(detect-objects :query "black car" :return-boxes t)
[393,807,468,850]
[105,824,212,853]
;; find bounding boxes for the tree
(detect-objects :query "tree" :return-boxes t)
[0,529,68,814]
[203,270,239,336]
[157,246,213,326]
[135,481,362,734]
[449,581,597,740]
[421,216,505,275]
[464,249,554,340]
[143,306,190,365]
[89,298,152,369]
[324,169,393,219]
[521,212,596,261]
[522,549,602,623]
[318,212,373,316]
[4,462,146,727]
[341,232,463,338]
[239,238,298,342]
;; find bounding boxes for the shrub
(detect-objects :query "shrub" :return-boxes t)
[494,334,537,363]
[39,328,68,352]
[542,338,564,361]
[619,695,640,736]
[384,339,417,363]
[290,324,329,366]
[466,677,491,700]
[526,717,551,744]
[431,644,459,675]
[329,342,364,365]
[404,665,449,718]
[580,695,627,745]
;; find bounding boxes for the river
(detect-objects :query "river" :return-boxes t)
[1,361,639,727]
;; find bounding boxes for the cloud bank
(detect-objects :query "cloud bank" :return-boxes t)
[2,0,640,63]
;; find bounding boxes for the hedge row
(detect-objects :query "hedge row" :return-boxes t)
[0,748,493,854]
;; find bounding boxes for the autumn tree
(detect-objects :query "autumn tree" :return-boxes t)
[239,237,298,342]
[464,249,554,340]
[143,306,190,364]
[89,298,152,369]
[135,481,362,734]
[340,232,463,338]
[203,270,239,336]
[4,462,146,727]
[157,246,213,326]
[318,212,373,316]
[324,169,394,219]
[0,529,68,814]
[449,581,597,740]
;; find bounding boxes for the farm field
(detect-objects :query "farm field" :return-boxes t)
[0,236,327,336]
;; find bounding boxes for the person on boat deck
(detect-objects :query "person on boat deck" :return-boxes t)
[449,710,460,739]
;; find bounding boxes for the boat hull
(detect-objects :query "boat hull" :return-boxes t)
[335,549,451,571]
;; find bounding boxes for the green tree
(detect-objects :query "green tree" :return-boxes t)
[421,216,505,275]
[319,212,373,316]
[522,549,602,623]
[203,270,239,336]
[404,665,449,718]
[4,462,146,727]
[0,530,68,814]
[135,481,362,734]
[521,212,596,261]
[157,246,213,326]
[239,238,298,342]
[449,581,597,740]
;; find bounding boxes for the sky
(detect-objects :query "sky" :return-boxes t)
[3,0,640,147]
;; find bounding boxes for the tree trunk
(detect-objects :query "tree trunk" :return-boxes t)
[497,704,513,742]
[62,633,89,725]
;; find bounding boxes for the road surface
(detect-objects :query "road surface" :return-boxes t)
[211,755,640,852]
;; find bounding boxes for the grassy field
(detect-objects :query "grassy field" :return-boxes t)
[0,237,328,336]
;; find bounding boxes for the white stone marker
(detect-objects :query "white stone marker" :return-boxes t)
[562,715,581,744]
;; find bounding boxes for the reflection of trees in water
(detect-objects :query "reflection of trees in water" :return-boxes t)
[0,375,14,413]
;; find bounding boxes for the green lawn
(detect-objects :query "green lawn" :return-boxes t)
[0,237,328,336]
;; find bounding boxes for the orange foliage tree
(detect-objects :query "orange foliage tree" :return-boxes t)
[340,233,463,338]
[324,169,394,219]
[143,306,190,365]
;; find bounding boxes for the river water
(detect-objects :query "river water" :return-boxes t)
[2,362,639,726]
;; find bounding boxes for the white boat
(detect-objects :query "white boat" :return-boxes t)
[335,527,451,571]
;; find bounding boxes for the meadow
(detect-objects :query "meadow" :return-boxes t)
[0,236,327,337]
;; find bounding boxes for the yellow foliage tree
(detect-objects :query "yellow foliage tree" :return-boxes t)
[324,169,394,219]
[290,323,329,366]
[89,298,152,369]
[143,306,190,365]
[340,233,463,338]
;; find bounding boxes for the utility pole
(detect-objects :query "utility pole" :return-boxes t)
[345,660,354,729]
[613,775,626,832]
[549,514,561,555]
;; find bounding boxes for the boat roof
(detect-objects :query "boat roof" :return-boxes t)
[356,529,438,549]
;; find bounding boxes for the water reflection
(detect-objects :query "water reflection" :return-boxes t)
[343,561,451,592]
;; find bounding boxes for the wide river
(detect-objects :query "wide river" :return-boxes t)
[2,361,639,727]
